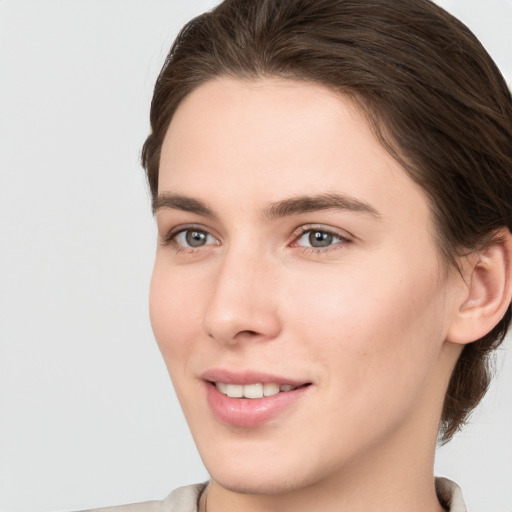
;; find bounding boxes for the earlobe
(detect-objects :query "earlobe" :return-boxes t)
[447,228,512,345]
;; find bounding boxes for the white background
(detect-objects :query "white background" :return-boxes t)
[0,1,511,511]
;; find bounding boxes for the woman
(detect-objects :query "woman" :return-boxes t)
[95,0,512,510]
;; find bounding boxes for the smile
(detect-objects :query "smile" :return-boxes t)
[205,376,311,427]
[214,382,299,399]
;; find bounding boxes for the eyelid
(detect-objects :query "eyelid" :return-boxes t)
[292,224,352,239]
[158,222,352,251]
[290,224,353,250]
[159,223,220,247]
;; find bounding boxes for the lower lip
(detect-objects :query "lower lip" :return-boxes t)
[205,382,310,427]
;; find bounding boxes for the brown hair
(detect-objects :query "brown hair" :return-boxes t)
[142,0,512,442]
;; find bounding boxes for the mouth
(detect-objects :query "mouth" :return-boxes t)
[202,371,312,427]
[211,381,308,399]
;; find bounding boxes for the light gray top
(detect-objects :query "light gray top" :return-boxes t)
[81,478,467,512]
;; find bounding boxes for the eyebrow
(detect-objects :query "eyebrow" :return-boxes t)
[152,193,215,217]
[152,192,380,219]
[263,193,381,220]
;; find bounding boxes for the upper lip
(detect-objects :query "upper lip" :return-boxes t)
[201,368,310,386]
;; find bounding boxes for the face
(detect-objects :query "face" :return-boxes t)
[150,78,462,494]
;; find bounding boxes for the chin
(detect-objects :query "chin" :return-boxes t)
[200,442,333,497]
[209,467,311,496]
[194,431,314,495]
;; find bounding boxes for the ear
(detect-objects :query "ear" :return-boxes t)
[447,228,512,345]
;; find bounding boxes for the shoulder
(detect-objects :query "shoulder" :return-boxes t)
[79,483,207,512]
[435,477,467,512]
[73,480,468,512]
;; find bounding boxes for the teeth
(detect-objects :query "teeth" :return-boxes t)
[263,383,280,396]
[216,382,228,394]
[226,384,244,398]
[244,383,263,399]
[215,382,297,399]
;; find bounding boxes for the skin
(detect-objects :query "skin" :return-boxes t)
[150,77,469,512]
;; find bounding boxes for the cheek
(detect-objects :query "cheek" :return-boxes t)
[286,256,448,391]
[149,260,207,365]
[282,261,449,451]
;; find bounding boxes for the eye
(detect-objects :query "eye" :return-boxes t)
[172,228,218,248]
[294,227,348,249]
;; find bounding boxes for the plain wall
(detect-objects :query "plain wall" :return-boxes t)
[0,1,511,511]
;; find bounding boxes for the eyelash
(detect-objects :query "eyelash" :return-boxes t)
[291,225,351,254]
[160,224,216,252]
[160,224,351,254]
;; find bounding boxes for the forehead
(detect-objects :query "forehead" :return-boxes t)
[161,81,440,249]
[160,77,429,221]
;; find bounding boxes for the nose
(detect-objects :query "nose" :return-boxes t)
[202,248,282,346]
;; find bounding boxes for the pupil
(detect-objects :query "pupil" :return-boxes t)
[186,230,207,247]
[309,231,332,247]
